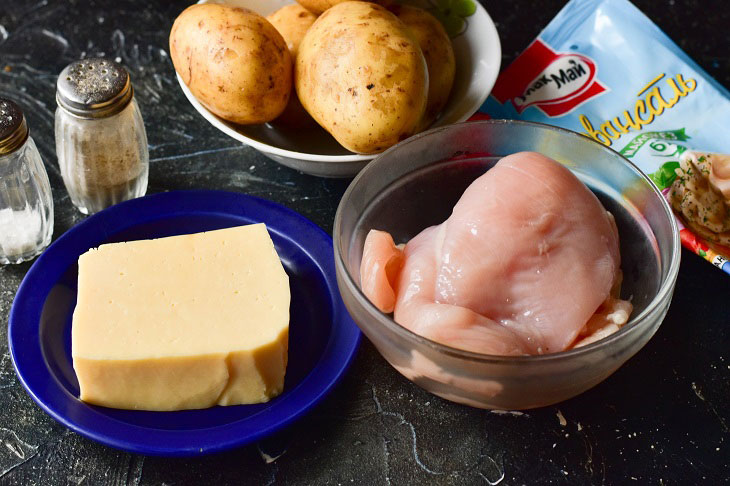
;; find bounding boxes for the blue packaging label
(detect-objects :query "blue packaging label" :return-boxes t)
[480,0,730,274]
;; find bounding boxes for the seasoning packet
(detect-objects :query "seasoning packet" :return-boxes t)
[479,0,730,275]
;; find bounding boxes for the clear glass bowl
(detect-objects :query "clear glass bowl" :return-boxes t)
[333,120,681,410]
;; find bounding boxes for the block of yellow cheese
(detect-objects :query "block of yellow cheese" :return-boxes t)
[71,223,290,411]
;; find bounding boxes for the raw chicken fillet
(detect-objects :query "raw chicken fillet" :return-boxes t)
[360,152,632,356]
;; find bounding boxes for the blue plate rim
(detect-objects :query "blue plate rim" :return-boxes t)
[8,189,361,456]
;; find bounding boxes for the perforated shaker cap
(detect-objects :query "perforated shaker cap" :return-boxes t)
[56,58,133,119]
[0,98,29,156]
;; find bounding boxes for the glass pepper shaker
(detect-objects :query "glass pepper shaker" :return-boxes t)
[0,98,54,264]
[55,58,148,214]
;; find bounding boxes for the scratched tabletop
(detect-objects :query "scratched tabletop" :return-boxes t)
[1,0,729,484]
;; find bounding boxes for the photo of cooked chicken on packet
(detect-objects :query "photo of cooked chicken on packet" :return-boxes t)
[479,0,730,274]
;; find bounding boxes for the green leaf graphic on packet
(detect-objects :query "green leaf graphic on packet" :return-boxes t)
[480,0,730,275]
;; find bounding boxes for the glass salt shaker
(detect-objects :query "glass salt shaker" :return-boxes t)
[0,98,54,264]
[55,58,148,214]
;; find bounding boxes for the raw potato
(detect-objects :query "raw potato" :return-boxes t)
[296,2,428,154]
[169,4,292,125]
[296,0,393,15]
[267,4,318,58]
[393,5,455,130]
[267,4,318,127]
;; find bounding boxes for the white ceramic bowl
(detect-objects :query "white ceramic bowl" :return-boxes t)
[177,0,501,177]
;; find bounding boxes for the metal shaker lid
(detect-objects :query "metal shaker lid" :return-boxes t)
[0,98,29,156]
[56,58,134,119]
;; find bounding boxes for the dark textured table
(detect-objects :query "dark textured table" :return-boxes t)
[1,0,728,484]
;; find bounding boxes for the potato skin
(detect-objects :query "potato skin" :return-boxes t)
[296,0,393,15]
[296,2,428,154]
[267,4,318,127]
[392,5,455,130]
[170,4,292,125]
[267,4,317,58]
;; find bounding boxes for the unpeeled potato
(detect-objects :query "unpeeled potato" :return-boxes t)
[296,0,393,15]
[392,5,455,130]
[296,2,428,154]
[267,4,318,127]
[267,4,318,58]
[170,4,291,125]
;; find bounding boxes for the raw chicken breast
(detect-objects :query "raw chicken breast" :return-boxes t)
[360,230,404,313]
[360,151,629,356]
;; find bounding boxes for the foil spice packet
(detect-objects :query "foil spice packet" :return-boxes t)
[479,0,730,275]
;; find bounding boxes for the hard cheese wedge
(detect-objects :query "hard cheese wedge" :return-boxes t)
[71,223,290,411]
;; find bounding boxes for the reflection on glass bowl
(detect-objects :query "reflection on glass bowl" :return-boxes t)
[334,120,680,410]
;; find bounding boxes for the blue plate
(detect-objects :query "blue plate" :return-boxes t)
[8,190,360,456]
